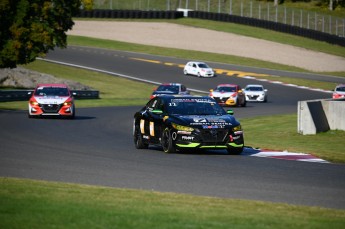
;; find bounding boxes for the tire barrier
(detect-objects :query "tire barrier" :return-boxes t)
[0,90,99,102]
[76,10,184,19]
[75,10,345,47]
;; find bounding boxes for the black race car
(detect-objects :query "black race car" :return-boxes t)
[133,95,244,154]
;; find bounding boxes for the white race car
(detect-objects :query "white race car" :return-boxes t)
[183,61,215,77]
[332,84,345,99]
[28,83,75,119]
[243,84,268,102]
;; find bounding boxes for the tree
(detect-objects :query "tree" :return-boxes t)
[0,0,81,68]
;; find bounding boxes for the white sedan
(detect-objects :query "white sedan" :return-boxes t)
[243,84,268,102]
[183,61,215,77]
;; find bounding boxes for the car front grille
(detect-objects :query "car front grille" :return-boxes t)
[213,97,229,103]
[200,129,229,143]
[40,104,61,113]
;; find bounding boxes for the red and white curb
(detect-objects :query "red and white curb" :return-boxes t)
[242,147,329,163]
[243,76,333,94]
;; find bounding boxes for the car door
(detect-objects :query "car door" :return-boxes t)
[145,98,165,143]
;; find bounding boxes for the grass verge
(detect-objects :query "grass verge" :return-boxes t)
[1,177,344,229]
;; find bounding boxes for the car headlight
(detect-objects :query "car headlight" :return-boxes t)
[232,125,242,132]
[30,101,38,106]
[172,123,194,132]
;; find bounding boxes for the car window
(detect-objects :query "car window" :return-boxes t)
[336,86,345,92]
[193,64,197,68]
[216,86,236,92]
[167,98,226,116]
[35,87,69,96]
[198,63,209,68]
[246,87,263,91]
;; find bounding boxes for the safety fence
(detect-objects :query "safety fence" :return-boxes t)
[0,90,99,102]
[75,9,345,47]
[91,0,345,38]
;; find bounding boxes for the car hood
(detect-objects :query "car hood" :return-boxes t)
[168,114,239,128]
[245,91,265,95]
[152,91,177,95]
[211,91,236,96]
[34,96,69,104]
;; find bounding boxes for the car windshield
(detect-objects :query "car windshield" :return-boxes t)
[216,86,237,92]
[167,98,226,115]
[34,87,69,96]
[336,86,345,92]
[157,85,179,93]
[246,86,263,91]
[198,63,209,68]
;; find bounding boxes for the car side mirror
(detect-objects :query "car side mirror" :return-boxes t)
[227,110,234,115]
[264,89,268,92]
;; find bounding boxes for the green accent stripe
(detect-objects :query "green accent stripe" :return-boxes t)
[228,143,244,148]
[200,146,227,149]
[176,143,200,148]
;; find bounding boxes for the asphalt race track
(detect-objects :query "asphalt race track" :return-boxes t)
[1,46,345,210]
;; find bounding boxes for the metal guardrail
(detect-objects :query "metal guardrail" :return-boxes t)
[0,90,99,102]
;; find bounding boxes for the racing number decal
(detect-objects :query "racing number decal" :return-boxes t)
[150,122,155,136]
[140,119,145,134]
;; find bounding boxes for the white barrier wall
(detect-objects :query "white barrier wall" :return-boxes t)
[297,99,345,135]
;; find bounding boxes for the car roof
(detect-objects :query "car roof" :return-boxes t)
[188,61,206,64]
[159,83,182,86]
[245,84,264,87]
[216,84,239,87]
[154,95,207,99]
[36,83,68,88]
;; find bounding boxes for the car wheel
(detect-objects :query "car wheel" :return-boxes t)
[134,124,148,149]
[184,69,188,75]
[197,72,201,78]
[226,146,243,155]
[161,128,176,153]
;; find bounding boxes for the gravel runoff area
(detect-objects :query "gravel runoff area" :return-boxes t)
[68,20,345,72]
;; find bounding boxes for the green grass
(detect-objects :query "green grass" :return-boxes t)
[1,177,344,229]
[242,114,345,163]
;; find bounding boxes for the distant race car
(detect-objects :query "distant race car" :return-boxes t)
[332,84,345,99]
[28,83,75,119]
[133,95,244,154]
[183,61,215,77]
[150,83,190,99]
[209,84,246,107]
[243,84,268,102]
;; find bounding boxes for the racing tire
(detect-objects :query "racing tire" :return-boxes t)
[184,70,188,75]
[197,72,201,78]
[161,128,176,154]
[134,125,149,149]
[226,147,243,155]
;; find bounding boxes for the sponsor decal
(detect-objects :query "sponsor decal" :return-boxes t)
[234,131,243,135]
[143,135,150,139]
[177,131,192,135]
[140,119,145,134]
[193,118,207,123]
[150,122,154,136]
[202,125,219,129]
[182,136,194,141]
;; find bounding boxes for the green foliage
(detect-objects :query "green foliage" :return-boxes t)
[81,0,93,10]
[0,0,81,68]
